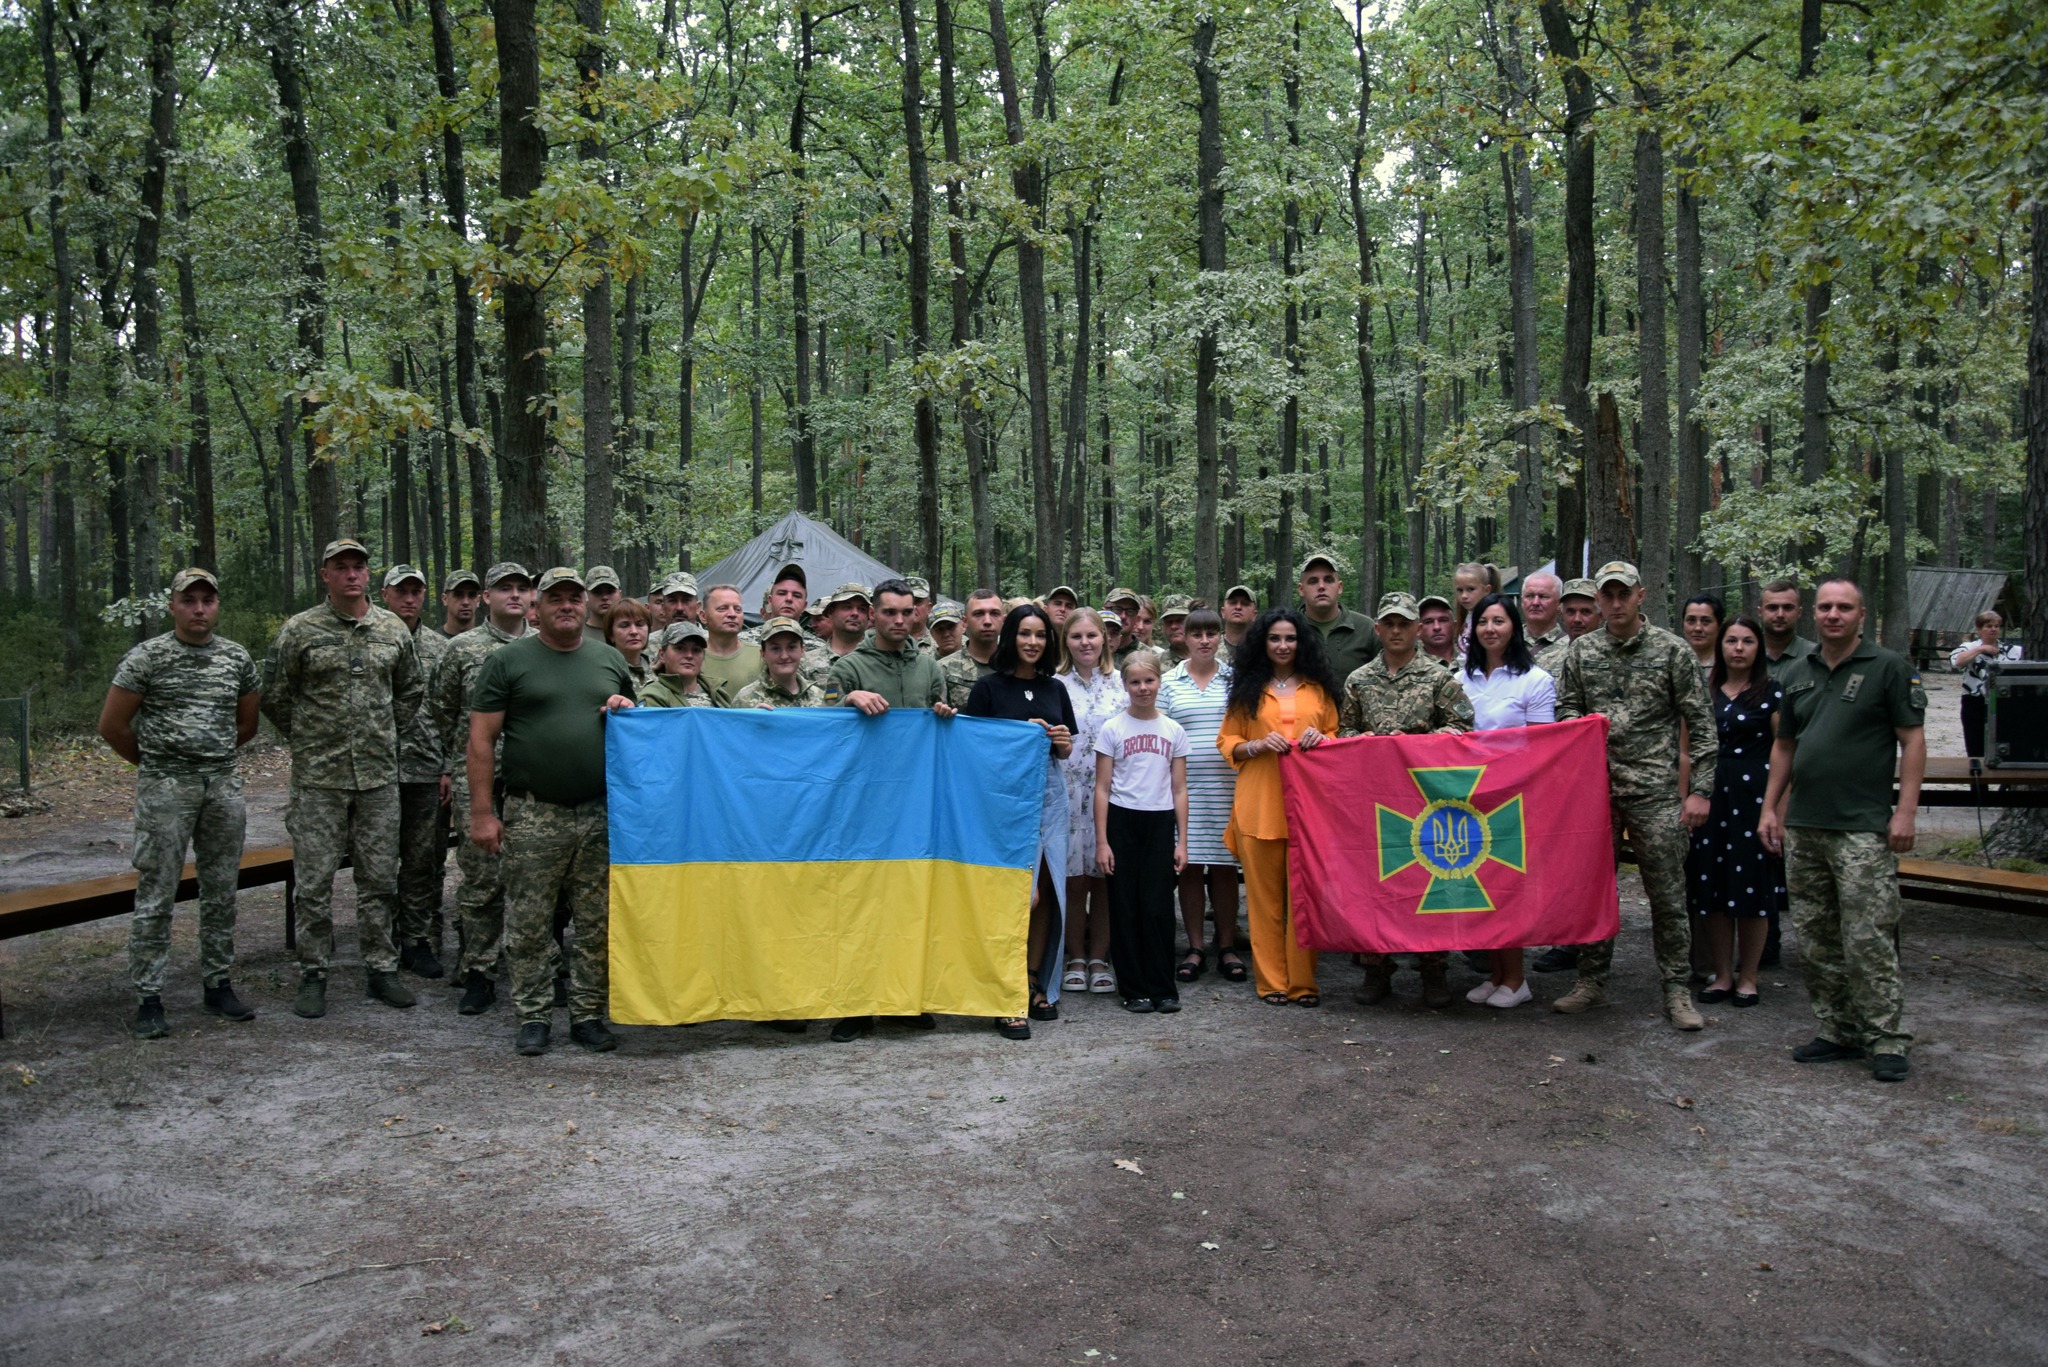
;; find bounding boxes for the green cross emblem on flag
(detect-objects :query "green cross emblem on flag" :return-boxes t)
[1375,766,1526,913]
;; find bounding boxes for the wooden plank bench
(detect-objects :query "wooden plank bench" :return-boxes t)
[0,846,298,1038]
[1897,858,2048,917]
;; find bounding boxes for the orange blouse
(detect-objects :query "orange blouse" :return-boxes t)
[1216,682,1339,842]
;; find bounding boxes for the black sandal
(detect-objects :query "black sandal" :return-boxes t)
[1176,950,1207,983]
[1295,994,1321,1008]
[1260,992,1289,1006]
[1216,950,1248,982]
[1028,993,1059,1021]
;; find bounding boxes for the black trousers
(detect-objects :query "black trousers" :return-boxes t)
[1962,693,1988,758]
[1106,804,1179,1003]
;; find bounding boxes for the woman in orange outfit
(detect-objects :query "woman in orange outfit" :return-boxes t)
[1218,608,1342,1006]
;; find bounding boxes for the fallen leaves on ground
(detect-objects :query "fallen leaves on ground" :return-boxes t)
[1113,1158,1144,1175]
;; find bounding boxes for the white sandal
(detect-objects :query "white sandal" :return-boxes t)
[1088,959,1116,994]
[1062,959,1088,993]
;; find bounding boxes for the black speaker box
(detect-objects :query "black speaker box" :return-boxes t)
[1987,660,2048,768]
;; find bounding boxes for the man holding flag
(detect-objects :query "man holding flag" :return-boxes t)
[1553,562,1718,1030]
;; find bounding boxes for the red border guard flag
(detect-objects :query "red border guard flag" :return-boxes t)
[1281,715,1620,954]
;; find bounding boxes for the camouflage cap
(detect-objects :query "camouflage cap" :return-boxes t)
[482,561,533,588]
[1417,593,1453,613]
[806,597,826,617]
[1045,584,1080,604]
[1224,584,1257,603]
[659,621,709,649]
[826,581,873,608]
[654,572,699,599]
[583,564,621,590]
[929,602,962,626]
[321,537,370,563]
[1561,577,1597,600]
[381,563,427,589]
[757,615,807,643]
[443,569,481,592]
[1103,585,1140,609]
[1374,591,1421,622]
[1594,560,1641,589]
[535,566,586,594]
[1159,593,1194,618]
[1296,547,1349,579]
[903,575,933,601]
[168,567,218,595]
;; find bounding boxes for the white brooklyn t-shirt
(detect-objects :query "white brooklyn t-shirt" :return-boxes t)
[1093,710,1191,811]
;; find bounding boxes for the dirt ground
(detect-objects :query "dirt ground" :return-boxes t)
[2,675,2045,1366]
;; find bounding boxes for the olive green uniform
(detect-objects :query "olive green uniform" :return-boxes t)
[939,648,997,711]
[698,642,763,707]
[825,637,947,708]
[637,674,718,708]
[732,673,830,708]
[396,622,452,948]
[1307,608,1379,682]
[429,618,526,980]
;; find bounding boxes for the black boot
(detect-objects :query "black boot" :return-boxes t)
[131,996,169,1040]
[366,971,418,1009]
[400,939,445,980]
[516,1021,551,1056]
[203,980,256,1022]
[570,1019,618,1052]
[457,970,497,1015]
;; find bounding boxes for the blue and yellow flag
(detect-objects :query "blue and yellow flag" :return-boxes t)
[605,707,1047,1024]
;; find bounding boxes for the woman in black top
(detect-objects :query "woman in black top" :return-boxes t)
[1685,615,1786,1007]
[963,605,1077,1038]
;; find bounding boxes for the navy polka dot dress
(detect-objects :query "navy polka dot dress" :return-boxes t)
[1685,681,1788,918]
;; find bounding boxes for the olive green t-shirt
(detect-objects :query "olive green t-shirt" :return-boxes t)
[470,634,634,806]
[697,642,762,707]
[1778,640,1926,832]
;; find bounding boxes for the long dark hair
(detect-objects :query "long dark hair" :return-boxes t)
[1711,615,1773,705]
[1463,592,1536,678]
[991,603,1057,676]
[1225,607,1343,723]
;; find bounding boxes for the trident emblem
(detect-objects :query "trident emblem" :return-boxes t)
[1376,766,1526,914]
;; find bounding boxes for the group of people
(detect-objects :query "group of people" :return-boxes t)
[96,538,1934,1081]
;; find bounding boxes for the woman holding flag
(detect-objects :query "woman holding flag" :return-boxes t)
[1218,609,1341,1006]
[1459,593,1556,1008]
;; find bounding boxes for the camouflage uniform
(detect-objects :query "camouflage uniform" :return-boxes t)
[1528,624,1568,678]
[429,617,526,980]
[1554,618,1718,993]
[395,623,452,948]
[262,600,424,978]
[502,792,612,1024]
[1784,829,1909,1055]
[800,639,855,687]
[732,673,830,708]
[939,648,996,711]
[113,632,259,998]
[1338,651,1474,973]
[637,674,717,708]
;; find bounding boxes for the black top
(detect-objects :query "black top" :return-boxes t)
[963,671,1078,731]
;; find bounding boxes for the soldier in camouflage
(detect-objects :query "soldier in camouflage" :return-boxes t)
[1520,571,1566,660]
[379,564,452,980]
[903,575,937,653]
[1527,575,1602,975]
[940,588,1006,709]
[741,563,815,646]
[733,617,832,708]
[1759,577,1926,1083]
[1339,591,1476,1008]
[429,561,535,1015]
[261,538,427,1019]
[638,622,719,706]
[1553,561,1719,1030]
[98,568,262,1039]
[928,603,963,660]
[1157,594,1193,665]
[437,568,480,638]
[802,583,872,684]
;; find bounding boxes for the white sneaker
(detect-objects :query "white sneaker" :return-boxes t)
[1486,982,1533,1009]
[1466,979,1500,1003]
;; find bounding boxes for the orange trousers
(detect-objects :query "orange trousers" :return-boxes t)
[1238,834,1317,1000]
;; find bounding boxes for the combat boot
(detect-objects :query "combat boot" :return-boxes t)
[457,970,497,1015]
[570,1019,618,1053]
[400,939,445,980]
[365,971,417,1009]
[1354,965,1394,1005]
[1419,961,1454,1009]
[516,1021,551,1056]
[1664,984,1704,1031]
[1551,980,1606,1014]
[293,974,328,1019]
[131,996,170,1040]
[203,980,256,1022]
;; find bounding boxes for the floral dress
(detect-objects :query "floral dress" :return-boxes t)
[1058,666,1127,877]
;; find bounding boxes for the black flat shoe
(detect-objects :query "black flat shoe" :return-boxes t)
[1121,997,1155,1014]
[1696,986,1733,1004]
[1732,990,1760,1008]
[1153,997,1182,1014]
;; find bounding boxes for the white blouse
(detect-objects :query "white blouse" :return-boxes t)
[1462,664,1557,731]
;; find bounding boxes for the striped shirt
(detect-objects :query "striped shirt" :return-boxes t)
[1160,659,1237,867]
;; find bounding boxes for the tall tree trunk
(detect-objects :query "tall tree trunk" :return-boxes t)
[1540,0,1594,579]
[172,180,215,571]
[494,0,548,565]
[1407,201,1428,593]
[1796,0,1830,570]
[576,0,613,566]
[1588,392,1635,564]
[989,0,1058,591]
[897,0,942,580]
[38,0,80,672]
[788,9,818,512]
[1350,7,1379,608]
[1064,219,1091,583]
[266,0,335,549]
[1097,246,1115,585]
[937,0,994,587]
[1190,16,1224,602]
[428,0,489,569]
[1275,14,1303,606]
[1630,4,1671,622]
[1489,1,1542,575]
[2025,202,2048,657]
[749,226,765,523]
[128,0,178,609]
[1674,152,1706,602]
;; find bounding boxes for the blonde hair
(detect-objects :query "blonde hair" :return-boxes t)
[1058,607,1112,677]
[1119,648,1165,682]
[1976,609,2001,628]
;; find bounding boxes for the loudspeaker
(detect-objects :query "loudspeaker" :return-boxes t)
[1987,660,2048,768]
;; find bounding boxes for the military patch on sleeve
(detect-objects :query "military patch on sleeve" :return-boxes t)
[823,686,843,706]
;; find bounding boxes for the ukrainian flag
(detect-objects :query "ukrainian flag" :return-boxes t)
[605,707,1047,1024]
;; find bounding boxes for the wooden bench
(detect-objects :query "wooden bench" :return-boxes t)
[0,846,299,1037]
[1897,858,2048,917]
